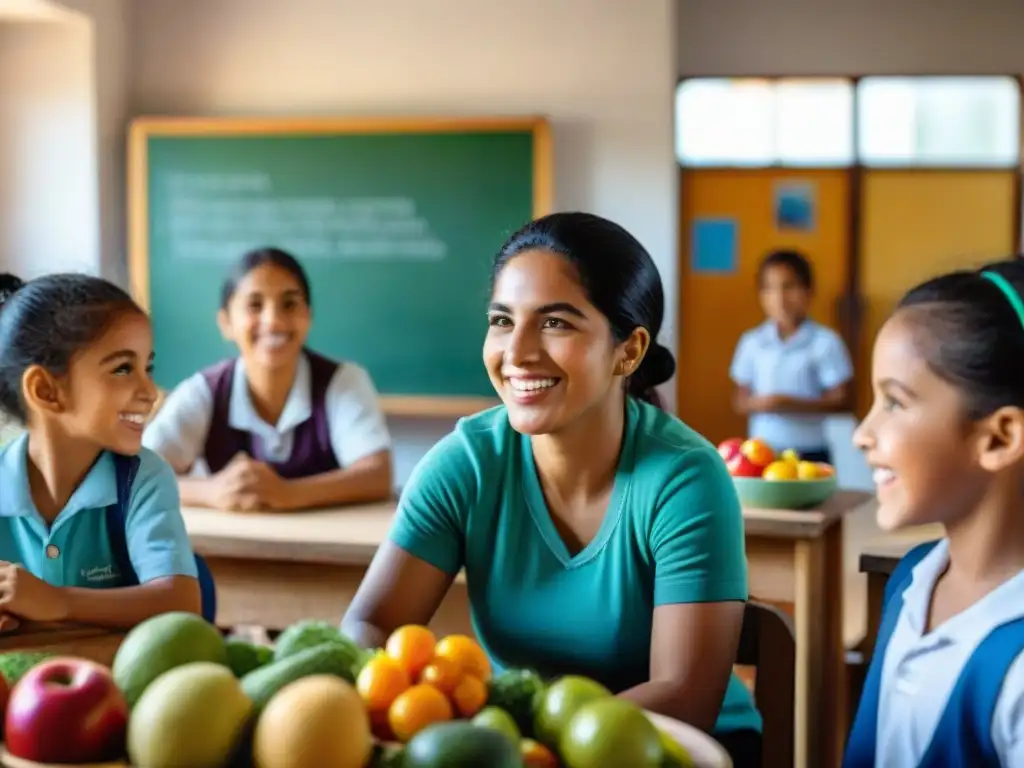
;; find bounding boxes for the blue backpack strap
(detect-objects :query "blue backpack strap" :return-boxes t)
[106,453,217,624]
[106,454,142,586]
[917,616,1024,768]
[844,540,941,768]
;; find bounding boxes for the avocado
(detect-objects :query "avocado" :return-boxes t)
[404,721,524,768]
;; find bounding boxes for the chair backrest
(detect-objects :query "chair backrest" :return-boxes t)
[736,600,796,768]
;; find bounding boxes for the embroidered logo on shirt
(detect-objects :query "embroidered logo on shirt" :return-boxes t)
[80,565,119,583]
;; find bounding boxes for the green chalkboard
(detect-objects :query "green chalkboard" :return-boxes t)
[128,117,552,412]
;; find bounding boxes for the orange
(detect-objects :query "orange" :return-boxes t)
[521,738,559,767]
[450,673,488,718]
[418,656,462,696]
[434,634,491,682]
[385,625,437,678]
[387,683,453,742]
[356,654,411,712]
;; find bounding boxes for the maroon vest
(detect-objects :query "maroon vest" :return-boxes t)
[200,350,342,479]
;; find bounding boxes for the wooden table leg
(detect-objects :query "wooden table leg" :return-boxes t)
[793,518,845,768]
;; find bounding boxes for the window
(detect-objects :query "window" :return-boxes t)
[675,78,855,167]
[857,76,1020,167]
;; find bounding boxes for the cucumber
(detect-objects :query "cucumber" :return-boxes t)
[240,642,358,712]
[226,638,274,678]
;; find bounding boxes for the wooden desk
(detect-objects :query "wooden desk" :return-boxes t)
[857,525,943,658]
[741,491,871,768]
[183,490,870,768]
[0,623,126,666]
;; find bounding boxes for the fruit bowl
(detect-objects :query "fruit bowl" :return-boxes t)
[646,712,733,768]
[732,475,838,510]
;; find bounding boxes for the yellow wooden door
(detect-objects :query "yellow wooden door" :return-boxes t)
[677,169,851,444]
[857,170,1018,414]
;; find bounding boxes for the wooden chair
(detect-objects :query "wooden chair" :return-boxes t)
[737,600,796,768]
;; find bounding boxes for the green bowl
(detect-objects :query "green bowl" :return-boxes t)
[732,475,838,510]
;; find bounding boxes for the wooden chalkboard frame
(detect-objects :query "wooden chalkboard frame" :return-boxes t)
[127,115,554,418]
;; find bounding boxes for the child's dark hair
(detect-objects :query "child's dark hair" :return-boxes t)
[0,273,24,304]
[758,249,814,290]
[493,212,675,408]
[220,247,312,310]
[0,273,143,422]
[897,257,1024,419]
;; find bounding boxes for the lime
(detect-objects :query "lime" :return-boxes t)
[472,706,521,743]
[533,675,611,748]
[559,698,663,768]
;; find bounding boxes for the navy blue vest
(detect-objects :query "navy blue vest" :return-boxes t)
[105,453,217,624]
[844,540,1024,768]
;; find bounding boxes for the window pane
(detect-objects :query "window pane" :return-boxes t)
[676,79,774,166]
[775,80,854,166]
[675,78,854,166]
[858,76,1020,167]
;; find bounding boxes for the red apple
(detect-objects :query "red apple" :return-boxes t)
[727,453,765,478]
[717,438,743,464]
[5,657,128,764]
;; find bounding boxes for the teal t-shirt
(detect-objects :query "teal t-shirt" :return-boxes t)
[389,397,762,734]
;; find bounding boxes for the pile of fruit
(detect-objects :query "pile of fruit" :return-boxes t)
[0,612,696,768]
[718,437,835,481]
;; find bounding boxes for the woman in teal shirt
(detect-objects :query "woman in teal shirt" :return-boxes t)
[343,212,762,765]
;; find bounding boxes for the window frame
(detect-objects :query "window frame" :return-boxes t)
[674,73,1024,171]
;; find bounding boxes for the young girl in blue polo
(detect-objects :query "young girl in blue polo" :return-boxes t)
[0,273,203,631]
[845,258,1024,767]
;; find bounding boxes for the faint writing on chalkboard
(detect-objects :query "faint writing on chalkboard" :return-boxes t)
[160,172,449,261]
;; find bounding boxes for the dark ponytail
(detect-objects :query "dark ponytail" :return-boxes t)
[0,273,24,308]
[628,341,676,407]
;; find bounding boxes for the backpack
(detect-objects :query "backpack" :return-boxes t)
[844,540,1024,768]
[106,453,217,624]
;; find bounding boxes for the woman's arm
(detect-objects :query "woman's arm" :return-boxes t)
[620,447,750,731]
[619,601,744,731]
[340,427,475,646]
[342,542,454,647]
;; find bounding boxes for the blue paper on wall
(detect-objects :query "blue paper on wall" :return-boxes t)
[691,218,738,274]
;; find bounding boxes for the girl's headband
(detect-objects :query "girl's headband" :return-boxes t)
[981,271,1024,331]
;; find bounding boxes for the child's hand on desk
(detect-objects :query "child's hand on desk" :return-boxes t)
[209,452,287,511]
[0,562,68,622]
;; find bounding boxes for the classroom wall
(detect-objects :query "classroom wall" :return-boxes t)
[0,16,98,277]
[677,0,1024,76]
[124,0,679,485]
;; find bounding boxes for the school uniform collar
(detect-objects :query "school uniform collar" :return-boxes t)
[900,537,1024,645]
[228,355,312,434]
[0,433,118,518]
[756,319,818,347]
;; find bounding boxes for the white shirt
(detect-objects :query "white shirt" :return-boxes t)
[142,356,391,476]
[729,319,853,452]
[876,539,1024,766]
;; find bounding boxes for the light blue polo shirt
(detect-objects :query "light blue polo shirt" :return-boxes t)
[729,319,853,452]
[388,398,762,735]
[0,434,198,588]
